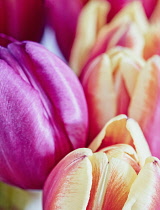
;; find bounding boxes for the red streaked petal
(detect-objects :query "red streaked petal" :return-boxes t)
[129,55,160,158]
[102,157,137,209]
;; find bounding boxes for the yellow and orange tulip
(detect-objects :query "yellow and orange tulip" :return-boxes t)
[70,1,160,76]
[43,116,160,210]
[81,47,160,159]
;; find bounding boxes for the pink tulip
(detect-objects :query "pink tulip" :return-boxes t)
[43,117,159,210]
[0,41,88,189]
[0,0,44,44]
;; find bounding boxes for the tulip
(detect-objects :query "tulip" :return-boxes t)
[0,182,42,210]
[81,47,160,158]
[0,41,88,189]
[70,1,160,76]
[0,0,44,44]
[43,116,158,210]
[46,0,159,60]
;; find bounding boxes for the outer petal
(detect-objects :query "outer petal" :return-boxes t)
[8,41,88,150]
[43,148,93,210]
[123,156,160,210]
[70,1,109,75]
[0,42,88,189]
[0,0,44,42]
[129,56,160,158]
[82,54,117,142]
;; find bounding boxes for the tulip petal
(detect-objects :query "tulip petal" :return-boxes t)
[89,115,151,166]
[89,115,133,151]
[85,17,144,72]
[43,148,93,210]
[129,56,160,158]
[143,24,160,60]
[87,152,109,210]
[126,118,151,167]
[0,59,56,189]
[8,41,88,150]
[123,156,160,210]
[70,1,109,75]
[99,144,140,173]
[82,54,117,142]
[102,157,137,209]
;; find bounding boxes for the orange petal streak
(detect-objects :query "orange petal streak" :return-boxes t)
[102,158,137,209]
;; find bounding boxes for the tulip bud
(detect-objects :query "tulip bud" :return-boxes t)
[43,148,137,210]
[0,41,88,189]
[70,1,146,76]
[81,47,144,141]
[43,119,157,210]
[81,46,160,158]
[0,0,44,43]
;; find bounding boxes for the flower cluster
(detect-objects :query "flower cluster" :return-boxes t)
[0,0,160,209]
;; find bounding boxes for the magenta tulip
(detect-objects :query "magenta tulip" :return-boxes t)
[0,0,44,44]
[45,0,87,60]
[0,41,88,189]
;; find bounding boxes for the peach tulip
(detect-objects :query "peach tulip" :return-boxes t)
[46,0,160,60]
[81,47,160,158]
[43,116,160,210]
[70,1,160,76]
